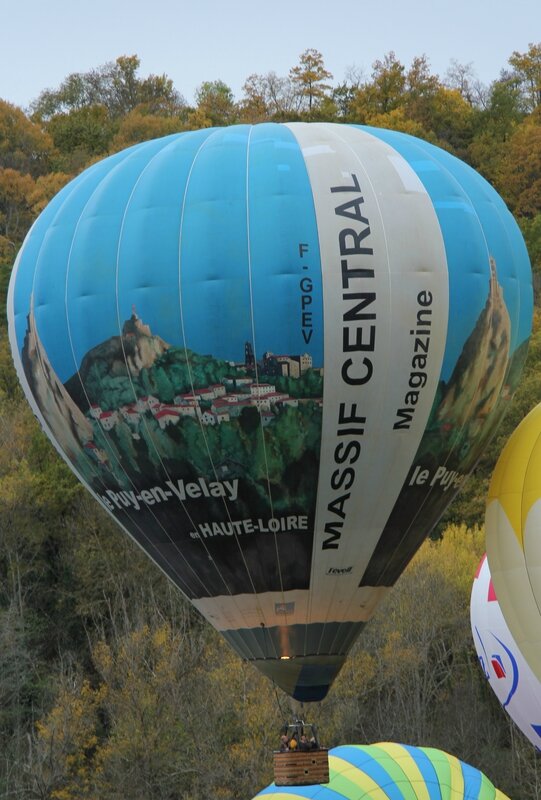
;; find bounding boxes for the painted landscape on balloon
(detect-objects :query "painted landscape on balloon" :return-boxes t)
[23,304,323,498]
[18,255,528,598]
[20,302,324,596]
[362,257,529,589]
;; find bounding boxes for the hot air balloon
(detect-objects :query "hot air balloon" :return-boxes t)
[486,403,541,685]
[256,742,510,799]
[7,122,532,703]
[471,554,541,750]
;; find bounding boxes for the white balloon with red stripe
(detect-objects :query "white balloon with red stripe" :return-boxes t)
[471,554,541,749]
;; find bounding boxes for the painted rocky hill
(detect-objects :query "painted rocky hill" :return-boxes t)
[436,257,513,438]
[21,301,94,467]
[64,309,171,409]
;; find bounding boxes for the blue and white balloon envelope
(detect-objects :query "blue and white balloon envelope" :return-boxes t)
[8,123,533,700]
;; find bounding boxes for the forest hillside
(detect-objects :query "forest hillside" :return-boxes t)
[1,46,541,798]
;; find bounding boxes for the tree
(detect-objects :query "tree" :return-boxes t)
[46,105,115,161]
[520,214,541,272]
[467,77,524,184]
[0,167,71,255]
[486,76,524,135]
[445,60,487,108]
[105,55,186,119]
[350,52,408,126]
[331,66,364,120]
[28,172,73,216]
[289,49,333,113]
[30,55,185,121]
[108,54,142,117]
[402,56,476,152]
[0,318,21,400]
[348,54,475,154]
[240,71,301,121]
[508,42,541,112]
[193,80,238,127]
[354,52,406,119]
[0,100,53,176]
[238,74,271,122]
[111,109,186,152]
[91,625,196,798]
[0,168,35,248]
[359,107,430,139]
[497,116,541,216]
[416,86,475,155]
[27,675,103,799]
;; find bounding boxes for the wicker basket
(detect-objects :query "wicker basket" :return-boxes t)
[273,749,330,786]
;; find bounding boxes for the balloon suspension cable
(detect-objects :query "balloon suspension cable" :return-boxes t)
[273,682,289,728]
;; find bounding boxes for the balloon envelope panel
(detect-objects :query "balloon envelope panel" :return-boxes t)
[254,743,509,799]
[486,403,541,684]
[471,554,541,749]
[8,123,532,701]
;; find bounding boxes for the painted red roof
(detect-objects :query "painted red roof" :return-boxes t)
[156,409,180,419]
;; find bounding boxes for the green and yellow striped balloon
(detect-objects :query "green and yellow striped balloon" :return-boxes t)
[255,743,509,799]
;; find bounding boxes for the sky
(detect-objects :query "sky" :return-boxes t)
[1,0,540,110]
